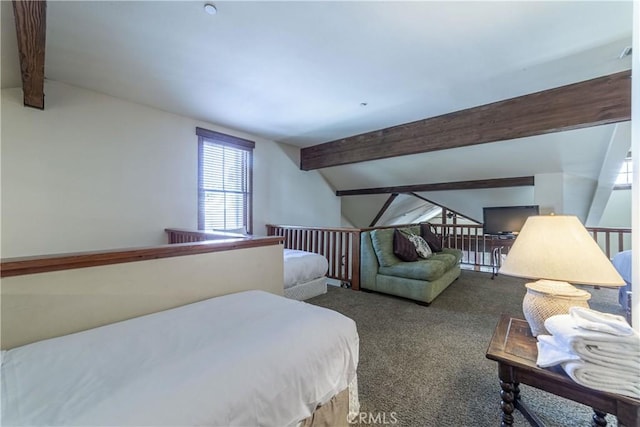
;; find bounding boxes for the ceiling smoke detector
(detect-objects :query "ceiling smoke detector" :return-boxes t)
[204,4,217,15]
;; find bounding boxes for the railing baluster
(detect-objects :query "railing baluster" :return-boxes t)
[313,230,319,254]
[331,231,340,276]
[344,234,351,284]
[464,226,469,262]
[619,231,624,253]
[326,231,333,277]
[337,232,343,280]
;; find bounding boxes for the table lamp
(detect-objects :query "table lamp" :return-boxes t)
[499,215,625,336]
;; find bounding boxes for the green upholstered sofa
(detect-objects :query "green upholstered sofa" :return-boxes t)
[360,225,463,305]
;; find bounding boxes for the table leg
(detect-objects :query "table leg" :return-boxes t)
[591,409,607,427]
[512,381,545,427]
[500,380,516,426]
[491,247,500,279]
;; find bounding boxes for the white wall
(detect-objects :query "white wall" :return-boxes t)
[599,189,632,228]
[585,122,631,227]
[258,142,340,228]
[534,173,564,215]
[1,243,284,349]
[535,172,598,222]
[1,81,339,257]
[419,187,535,224]
[561,175,597,222]
[341,194,392,228]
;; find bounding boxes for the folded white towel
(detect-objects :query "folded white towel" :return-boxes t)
[545,314,640,352]
[537,334,639,374]
[536,335,580,368]
[562,360,640,399]
[545,314,640,371]
[570,306,634,336]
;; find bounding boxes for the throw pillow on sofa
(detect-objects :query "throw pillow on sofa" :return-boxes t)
[393,229,419,262]
[405,232,432,258]
[420,223,443,252]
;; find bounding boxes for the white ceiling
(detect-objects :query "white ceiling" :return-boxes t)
[1,1,633,145]
[1,1,634,226]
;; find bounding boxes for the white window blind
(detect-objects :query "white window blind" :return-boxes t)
[197,127,254,233]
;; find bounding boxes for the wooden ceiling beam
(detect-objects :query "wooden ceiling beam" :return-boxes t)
[369,193,398,227]
[336,176,534,196]
[409,192,481,224]
[13,0,47,109]
[301,71,631,170]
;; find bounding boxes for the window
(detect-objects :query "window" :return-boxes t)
[614,151,632,189]
[197,127,254,233]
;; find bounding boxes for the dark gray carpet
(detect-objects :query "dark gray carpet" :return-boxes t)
[308,270,624,427]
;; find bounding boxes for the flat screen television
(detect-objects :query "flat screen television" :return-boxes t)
[482,205,539,236]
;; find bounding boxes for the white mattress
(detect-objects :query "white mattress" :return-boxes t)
[1,290,359,427]
[284,249,329,289]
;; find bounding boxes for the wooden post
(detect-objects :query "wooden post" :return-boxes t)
[350,230,361,291]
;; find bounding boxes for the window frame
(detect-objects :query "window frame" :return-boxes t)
[614,151,632,190]
[196,127,255,234]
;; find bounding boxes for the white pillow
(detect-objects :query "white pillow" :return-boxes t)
[406,233,432,259]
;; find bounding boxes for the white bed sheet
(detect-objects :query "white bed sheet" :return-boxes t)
[284,249,329,289]
[1,290,359,427]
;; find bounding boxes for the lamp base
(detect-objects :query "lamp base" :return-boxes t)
[522,280,591,336]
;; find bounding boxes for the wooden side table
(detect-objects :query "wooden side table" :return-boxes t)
[486,314,640,427]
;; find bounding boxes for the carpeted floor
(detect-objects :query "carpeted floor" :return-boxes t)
[307,270,625,427]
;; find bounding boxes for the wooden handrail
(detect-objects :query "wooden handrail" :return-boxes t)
[265,224,361,232]
[1,236,284,278]
[587,227,633,233]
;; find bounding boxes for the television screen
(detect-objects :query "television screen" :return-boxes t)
[483,205,539,236]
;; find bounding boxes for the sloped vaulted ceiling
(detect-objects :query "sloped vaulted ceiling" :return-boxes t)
[1,1,633,228]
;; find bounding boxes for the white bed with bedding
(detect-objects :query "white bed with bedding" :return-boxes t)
[1,290,359,426]
[283,248,329,301]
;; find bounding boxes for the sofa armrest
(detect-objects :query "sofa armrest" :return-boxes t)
[360,231,379,289]
[440,247,463,264]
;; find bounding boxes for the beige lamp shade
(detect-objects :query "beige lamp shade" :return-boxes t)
[499,215,625,287]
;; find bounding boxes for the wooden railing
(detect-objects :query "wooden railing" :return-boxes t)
[266,225,361,290]
[589,227,632,259]
[267,223,631,290]
[425,224,488,267]
[166,224,631,292]
[430,224,631,262]
[1,236,284,278]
